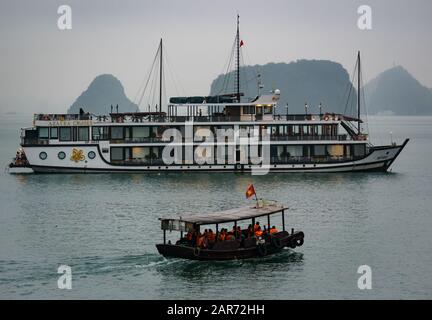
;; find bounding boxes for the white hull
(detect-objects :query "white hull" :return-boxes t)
[23,139,408,173]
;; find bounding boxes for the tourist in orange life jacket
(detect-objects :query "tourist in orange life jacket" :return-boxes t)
[255,226,263,238]
[218,229,226,241]
[207,229,216,245]
[270,226,278,234]
[197,232,207,248]
[254,221,260,232]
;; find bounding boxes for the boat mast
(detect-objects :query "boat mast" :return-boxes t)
[357,51,361,134]
[236,14,240,103]
[159,38,163,114]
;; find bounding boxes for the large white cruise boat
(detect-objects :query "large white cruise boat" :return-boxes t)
[10,17,408,174]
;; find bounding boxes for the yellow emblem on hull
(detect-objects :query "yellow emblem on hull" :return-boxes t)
[70,148,85,163]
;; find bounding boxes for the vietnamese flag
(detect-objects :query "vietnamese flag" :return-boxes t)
[240,40,244,47]
[246,184,256,199]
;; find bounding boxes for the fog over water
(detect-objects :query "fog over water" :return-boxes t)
[1,0,432,114]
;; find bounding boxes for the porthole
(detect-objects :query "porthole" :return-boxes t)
[39,152,47,160]
[58,151,66,160]
[88,151,96,159]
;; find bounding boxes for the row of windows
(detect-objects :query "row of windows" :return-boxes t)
[38,127,89,141]
[38,124,340,142]
[109,144,367,164]
[270,144,365,158]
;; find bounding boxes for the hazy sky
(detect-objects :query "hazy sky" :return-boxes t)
[1,0,431,113]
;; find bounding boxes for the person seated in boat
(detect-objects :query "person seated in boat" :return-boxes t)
[247,224,254,238]
[262,225,268,236]
[270,226,279,234]
[207,229,216,246]
[255,226,263,238]
[218,228,227,241]
[186,231,193,244]
[236,226,244,239]
[254,222,260,232]
[197,232,207,249]
[225,233,235,241]
[191,230,199,246]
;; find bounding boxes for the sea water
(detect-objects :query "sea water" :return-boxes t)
[0,114,431,299]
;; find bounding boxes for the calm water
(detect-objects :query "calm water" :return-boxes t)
[0,114,431,299]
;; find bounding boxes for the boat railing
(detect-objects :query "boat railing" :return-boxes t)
[270,155,362,164]
[110,159,165,166]
[111,137,168,144]
[34,113,349,124]
[270,134,348,141]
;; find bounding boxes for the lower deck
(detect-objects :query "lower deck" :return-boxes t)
[21,139,409,173]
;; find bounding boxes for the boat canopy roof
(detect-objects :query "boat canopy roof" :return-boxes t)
[159,202,287,227]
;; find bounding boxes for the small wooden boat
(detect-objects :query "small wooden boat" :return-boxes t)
[156,201,304,261]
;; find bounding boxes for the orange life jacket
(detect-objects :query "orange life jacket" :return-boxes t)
[197,236,205,248]
[207,232,215,243]
[255,230,263,237]
[270,228,278,234]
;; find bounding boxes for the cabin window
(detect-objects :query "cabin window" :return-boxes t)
[38,127,49,139]
[111,126,124,140]
[264,106,272,114]
[92,126,109,140]
[256,107,263,115]
[277,146,286,160]
[243,106,255,114]
[59,127,72,141]
[78,127,89,141]
[50,127,58,139]
[328,145,344,157]
[353,144,365,157]
[286,145,303,157]
[132,147,149,160]
[111,147,124,161]
[132,126,149,138]
[314,145,327,156]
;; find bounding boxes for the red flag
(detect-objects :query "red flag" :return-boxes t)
[240,40,244,47]
[246,184,256,199]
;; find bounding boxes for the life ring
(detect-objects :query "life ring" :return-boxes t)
[271,236,283,249]
[296,238,304,247]
[257,244,267,256]
[289,239,297,249]
[193,247,201,257]
[323,115,329,121]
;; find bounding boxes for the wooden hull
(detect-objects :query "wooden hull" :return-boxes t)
[156,231,304,261]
